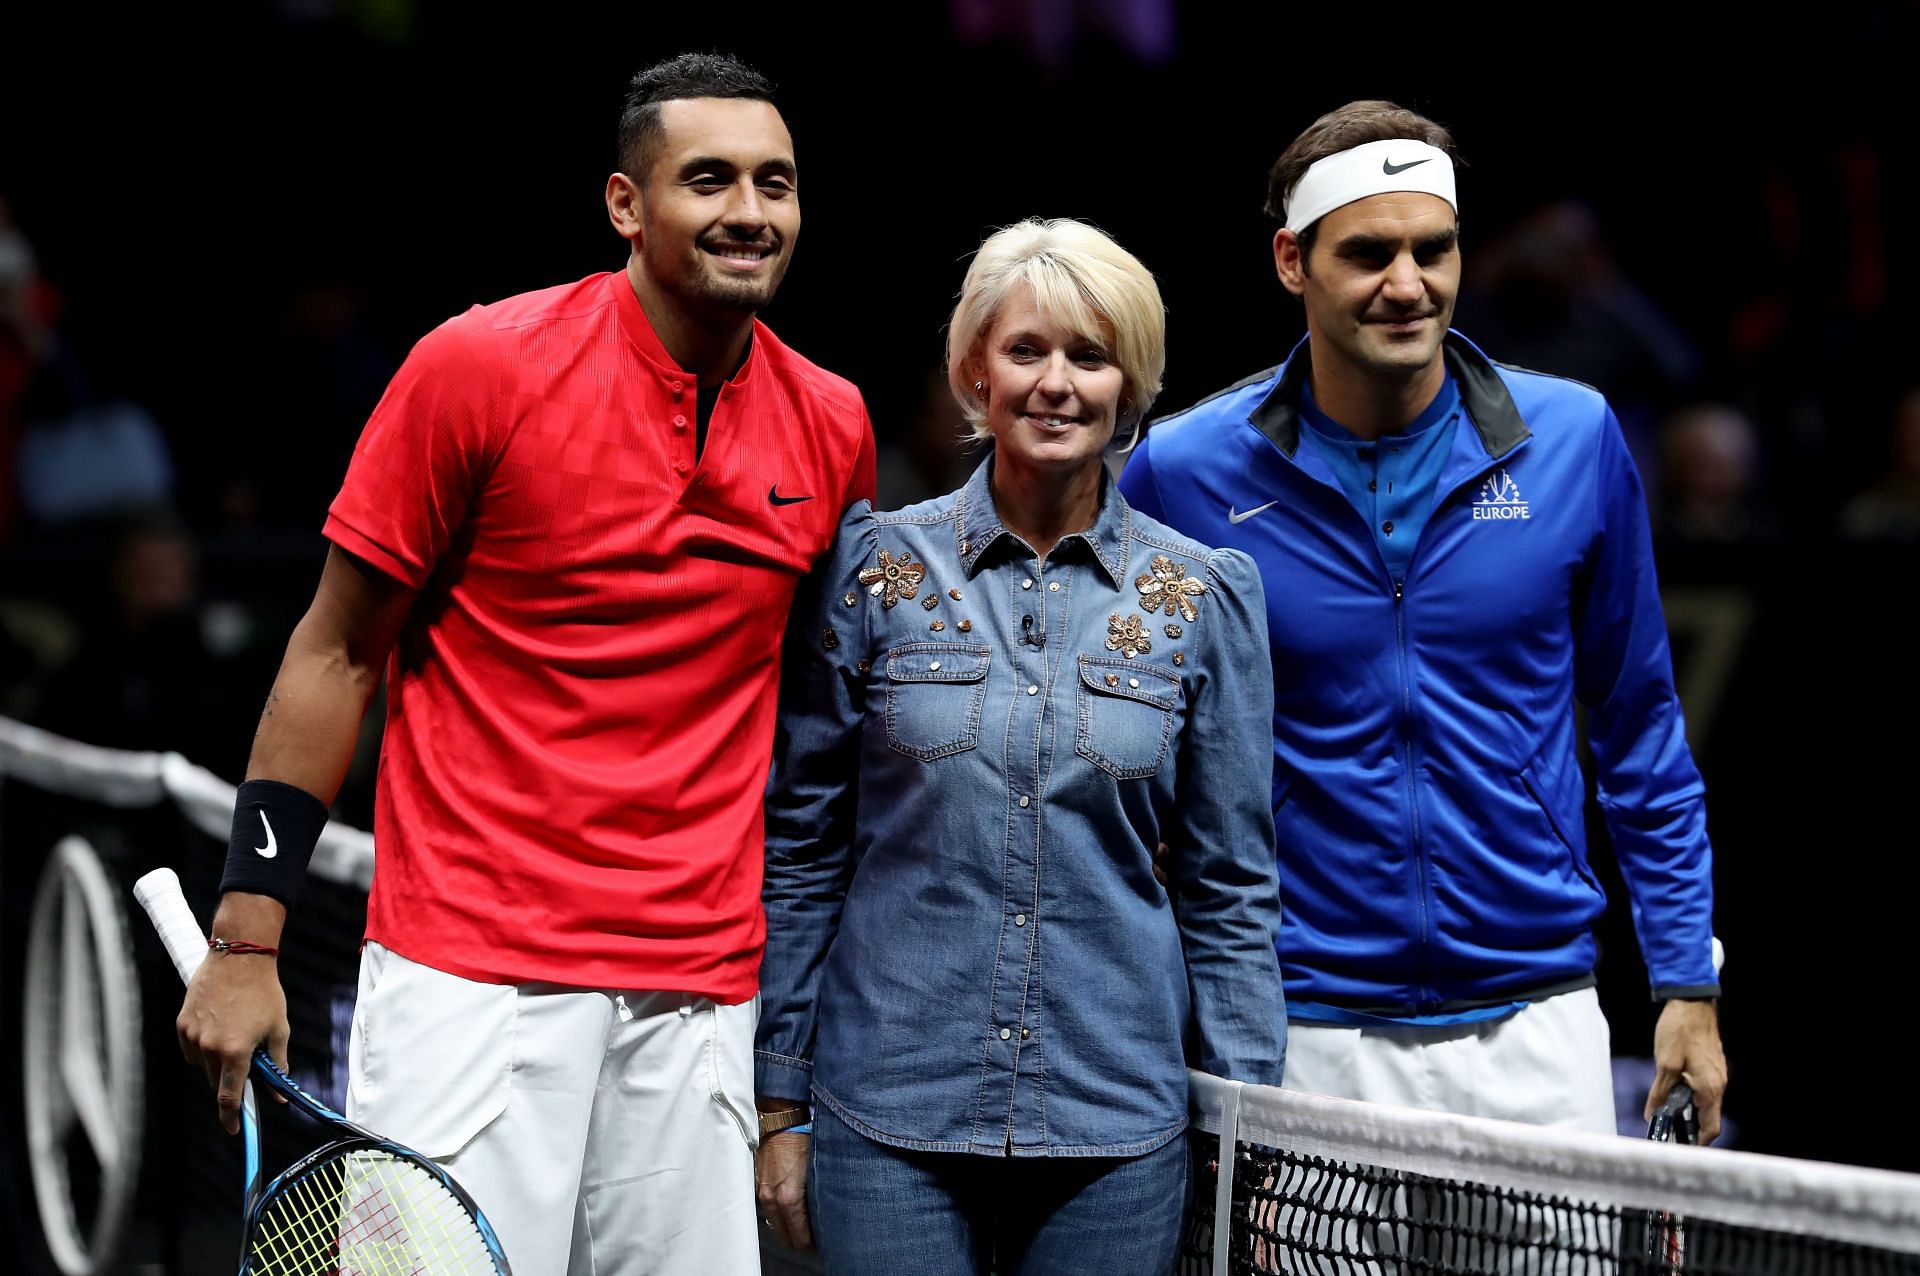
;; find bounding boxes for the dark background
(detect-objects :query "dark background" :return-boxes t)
[4,5,1919,1262]
[6,0,1914,526]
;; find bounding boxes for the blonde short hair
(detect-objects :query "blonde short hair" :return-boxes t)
[946,218,1166,444]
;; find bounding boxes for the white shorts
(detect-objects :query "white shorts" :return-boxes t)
[346,942,760,1276]
[1283,986,1616,1135]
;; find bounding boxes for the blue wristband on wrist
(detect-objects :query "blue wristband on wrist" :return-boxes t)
[219,779,329,908]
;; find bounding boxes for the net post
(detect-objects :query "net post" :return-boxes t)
[1213,1082,1239,1276]
[1191,1072,1244,1276]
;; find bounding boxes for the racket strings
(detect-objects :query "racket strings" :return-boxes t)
[249,1148,501,1275]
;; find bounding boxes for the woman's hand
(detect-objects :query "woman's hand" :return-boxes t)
[755,1130,813,1249]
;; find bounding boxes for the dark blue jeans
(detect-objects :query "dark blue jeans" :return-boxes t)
[808,1104,1190,1276]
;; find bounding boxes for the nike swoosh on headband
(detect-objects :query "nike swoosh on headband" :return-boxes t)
[1382,157,1433,176]
[1227,501,1279,525]
[254,811,279,859]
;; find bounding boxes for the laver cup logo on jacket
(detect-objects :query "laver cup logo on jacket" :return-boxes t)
[1472,470,1531,521]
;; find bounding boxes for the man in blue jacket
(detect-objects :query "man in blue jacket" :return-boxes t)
[1118,100,1728,1139]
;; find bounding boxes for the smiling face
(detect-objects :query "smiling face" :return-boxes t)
[1276,192,1460,385]
[973,285,1125,481]
[625,97,799,316]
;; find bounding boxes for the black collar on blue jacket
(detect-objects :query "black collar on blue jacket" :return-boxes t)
[1244,330,1531,460]
[953,451,1132,589]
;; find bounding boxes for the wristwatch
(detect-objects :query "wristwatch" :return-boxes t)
[757,1105,811,1136]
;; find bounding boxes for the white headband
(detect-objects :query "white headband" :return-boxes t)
[1284,139,1457,233]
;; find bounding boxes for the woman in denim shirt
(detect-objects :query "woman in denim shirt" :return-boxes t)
[754,219,1285,1274]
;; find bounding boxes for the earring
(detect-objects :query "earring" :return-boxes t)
[974,381,984,395]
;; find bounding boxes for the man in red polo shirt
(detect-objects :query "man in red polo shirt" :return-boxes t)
[174,53,874,1275]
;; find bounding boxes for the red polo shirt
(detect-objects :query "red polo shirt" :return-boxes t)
[324,271,874,999]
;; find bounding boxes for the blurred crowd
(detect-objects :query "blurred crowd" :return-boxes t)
[0,195,385,805]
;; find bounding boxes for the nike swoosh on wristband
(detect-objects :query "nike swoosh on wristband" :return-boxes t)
[1227,501,1279,524]
[1382,156,1433,175]
[254,810,278,859]
[768,485,813,506]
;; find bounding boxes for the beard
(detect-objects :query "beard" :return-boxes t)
[648,236,791,315]
[695,265,785,311]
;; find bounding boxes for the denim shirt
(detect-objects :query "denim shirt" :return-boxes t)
[756,456,1285,1158]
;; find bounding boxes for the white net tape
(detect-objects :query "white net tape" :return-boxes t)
[0,714,374,888]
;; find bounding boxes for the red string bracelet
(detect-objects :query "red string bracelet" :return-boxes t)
[208,937,280,957]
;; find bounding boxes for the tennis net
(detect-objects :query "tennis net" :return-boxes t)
[1180,1073,1920,1275]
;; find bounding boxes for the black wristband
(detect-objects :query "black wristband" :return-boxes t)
[220,779,329,909]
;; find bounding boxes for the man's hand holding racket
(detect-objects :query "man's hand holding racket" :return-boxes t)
[177,890,292,1134]
[1647,998,1728,1145]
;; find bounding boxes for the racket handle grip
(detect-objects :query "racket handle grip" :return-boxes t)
[135,867,264,1134]
[133,867,210,985]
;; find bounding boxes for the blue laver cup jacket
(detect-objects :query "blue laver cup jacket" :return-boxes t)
[756,455,1286,1156]
[1118,332,1720,1015]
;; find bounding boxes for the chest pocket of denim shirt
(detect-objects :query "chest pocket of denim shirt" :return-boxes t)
[884,643,992,760]
[1076,655,1182,780]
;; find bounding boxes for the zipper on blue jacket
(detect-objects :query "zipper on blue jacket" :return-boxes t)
[1389,440,1534,1011]
[1392,577,1433,1006]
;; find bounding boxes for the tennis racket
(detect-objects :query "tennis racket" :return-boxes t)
[135,867,514,1276]
[1647,1081,1699,1146]
[1640,1082,1697,1270]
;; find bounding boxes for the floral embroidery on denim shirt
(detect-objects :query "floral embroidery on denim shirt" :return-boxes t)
[1106,613,1152,659]
[1136,555,1207,623]
[859,548,928,609]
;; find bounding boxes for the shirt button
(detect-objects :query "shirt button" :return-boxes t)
[1027,684,1039,696]
[1021,578,1034,590]
[1014,914,1027,926]
[673,414,687,431]
[999,1028,1012,1041]
[1021,1028,1032,1039]
[1128,678,1140,689]
[1017,795,1030,808]
[1382,520,1395,535]
[675,461,689,475]
[1368,479,1378,492]
[928,661,942,672]
[1047,581,1060,592]
[669,379,684,394]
